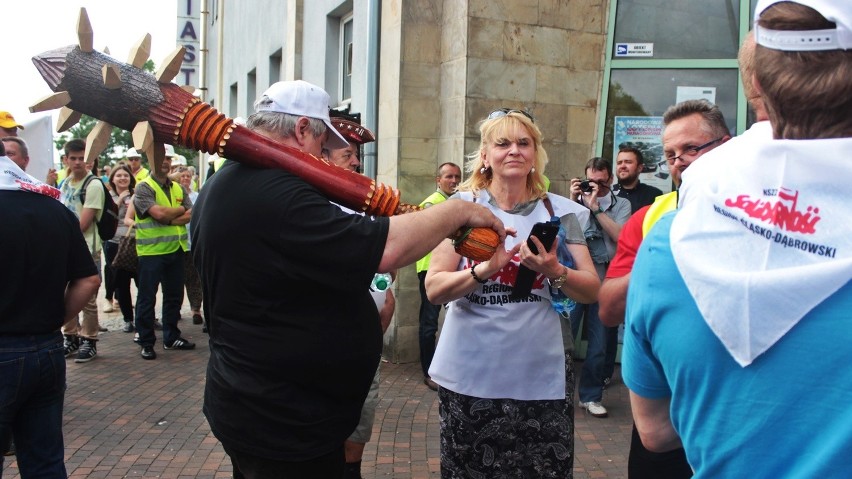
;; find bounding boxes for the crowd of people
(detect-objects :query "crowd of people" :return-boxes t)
[2,1,850,477]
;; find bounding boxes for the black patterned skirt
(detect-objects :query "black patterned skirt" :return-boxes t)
[438,355,575,479]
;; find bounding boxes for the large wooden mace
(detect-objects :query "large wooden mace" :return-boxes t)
[29,8,498,262]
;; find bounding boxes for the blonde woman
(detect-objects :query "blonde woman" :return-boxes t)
[426,109,599,478]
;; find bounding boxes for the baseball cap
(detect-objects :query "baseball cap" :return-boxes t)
[171,154,187,166]
[255,80,349,150]
[331,118,376,145]
[164,144,176,157]
[125,148,142,158]
[755,0,851,51]
[0,111,24,130]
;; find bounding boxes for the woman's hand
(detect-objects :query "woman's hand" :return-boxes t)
[475,228,520,278]
[519,234,562,279]
[426,227,518,305]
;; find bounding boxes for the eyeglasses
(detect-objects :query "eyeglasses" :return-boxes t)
[666,137,723,164]
[128,157,141,161]
[487,108,535,124]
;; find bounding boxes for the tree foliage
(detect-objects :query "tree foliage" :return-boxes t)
[602,82,650,164]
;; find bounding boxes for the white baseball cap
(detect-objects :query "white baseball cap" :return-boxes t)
[254,80,349,150]
[125,148,142,158]
[755,0,851,51]
[171,154,187,166]
[164,144,176,157]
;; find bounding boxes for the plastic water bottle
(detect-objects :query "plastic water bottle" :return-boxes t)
[371,273,392,292]
[370,273,393,311]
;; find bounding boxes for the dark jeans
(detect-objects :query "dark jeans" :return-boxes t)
[104,240,137,322]
[103,240,117,301]
[224,443,344,479]
[0,333,67,478]
[417,271,440,378]
[572,302,612,403]
[136,251,184,347]
[604,325,619,381]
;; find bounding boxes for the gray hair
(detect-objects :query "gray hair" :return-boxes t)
[246,111,327,140]
[662,99,729,140]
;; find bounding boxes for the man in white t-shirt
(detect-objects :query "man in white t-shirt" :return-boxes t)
[59,138,103,363]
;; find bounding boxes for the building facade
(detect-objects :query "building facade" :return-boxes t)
[194,0,758,361]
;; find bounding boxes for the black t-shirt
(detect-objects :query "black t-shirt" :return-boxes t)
[615,181,664,213]
[0,191,97,334]
[191,161,389,461]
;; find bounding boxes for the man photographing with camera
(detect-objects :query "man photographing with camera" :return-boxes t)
[568,158,631,418]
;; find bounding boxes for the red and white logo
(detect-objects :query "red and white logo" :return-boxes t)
[724,187,820,235]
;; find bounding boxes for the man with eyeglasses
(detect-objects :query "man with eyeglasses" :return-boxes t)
[598,99,729,478]
[125,148,150,182]
[568,157,631,419]
[601,99,731,324]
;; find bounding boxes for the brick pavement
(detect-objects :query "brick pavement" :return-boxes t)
[3,295,633,478]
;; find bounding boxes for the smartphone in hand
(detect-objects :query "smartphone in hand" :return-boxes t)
[512,221,559,299]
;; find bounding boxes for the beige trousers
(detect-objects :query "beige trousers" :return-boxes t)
[62,250,101,340]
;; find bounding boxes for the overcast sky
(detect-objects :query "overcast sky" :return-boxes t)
[4,0,178,126]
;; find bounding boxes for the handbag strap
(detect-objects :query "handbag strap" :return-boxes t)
[124,223,135,238]
[542,195,555,218]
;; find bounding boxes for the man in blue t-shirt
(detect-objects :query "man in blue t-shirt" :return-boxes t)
[623,1,852,476]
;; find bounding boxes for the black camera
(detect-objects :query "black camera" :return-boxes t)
[579,180,593,193]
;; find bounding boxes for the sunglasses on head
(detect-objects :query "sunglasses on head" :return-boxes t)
[487,108,535,124]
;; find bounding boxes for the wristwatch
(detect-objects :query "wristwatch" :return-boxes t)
[592,206,604,216]
[548,269,568,289]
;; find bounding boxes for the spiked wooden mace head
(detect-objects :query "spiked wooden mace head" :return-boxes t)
[30,8,499,261]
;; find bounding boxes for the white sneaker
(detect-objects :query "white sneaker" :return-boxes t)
[102,300,114,313]
[579,401,608,418]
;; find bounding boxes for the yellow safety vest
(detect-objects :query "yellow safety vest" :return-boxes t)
[415,190,450,273]
[642,191,678,237]
[134,167,150,183]
[56,168,68,186]
[135,176,189,256]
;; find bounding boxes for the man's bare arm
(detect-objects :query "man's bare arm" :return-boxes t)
[379,200,505,272]
[599,274,630,327]
[629,391,683,453]
[64,274,101,323]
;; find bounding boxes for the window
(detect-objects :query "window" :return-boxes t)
[602,69,739,169]
[229,82,238,119]
[246,69,257,116]
[613,0,742,59]
[340,15,353,103]
[269,49,282,85]
[597,0,759,170]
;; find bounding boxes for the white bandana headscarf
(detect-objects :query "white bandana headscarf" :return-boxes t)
[671,134,852,367]
[0,155,60,200]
